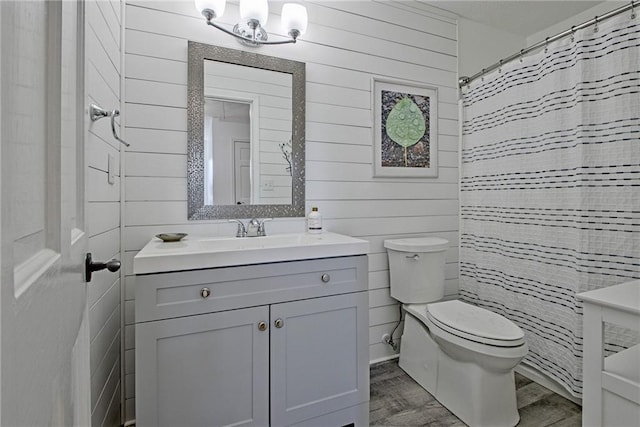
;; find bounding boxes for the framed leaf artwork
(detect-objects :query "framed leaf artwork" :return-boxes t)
[372,78,438,177]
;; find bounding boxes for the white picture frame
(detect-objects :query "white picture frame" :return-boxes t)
[372,77,438,178]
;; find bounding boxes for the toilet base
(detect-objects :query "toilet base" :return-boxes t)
[436,348,520,427]
[399,313,521,427]
[398,308,439,396]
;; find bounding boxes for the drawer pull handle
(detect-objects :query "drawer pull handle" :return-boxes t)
[321,273,331,283]
[200,287,211,298]
[258,321,267,331]
[274,318,284,328]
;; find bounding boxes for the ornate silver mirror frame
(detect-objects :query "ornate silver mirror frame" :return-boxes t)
[187,41,306,219]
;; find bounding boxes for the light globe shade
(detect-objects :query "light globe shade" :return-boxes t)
[195,0,226,18]
[281,3,308,36]
[240,0,269,26]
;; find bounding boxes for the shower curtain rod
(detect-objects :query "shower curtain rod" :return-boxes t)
[458,0,637,87]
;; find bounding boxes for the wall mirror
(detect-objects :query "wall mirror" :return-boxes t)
[188,41,305,220]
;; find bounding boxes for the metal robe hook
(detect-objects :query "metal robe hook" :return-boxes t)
[89,103,130,147]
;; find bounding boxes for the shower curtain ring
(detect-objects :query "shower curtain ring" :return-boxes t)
[631,0,636,19]
[544,37,549,53]
[481,68,485,81]
[498,59,503,73]
[593,16,599,32]
[570,26,576,42]
[519,49,524,62]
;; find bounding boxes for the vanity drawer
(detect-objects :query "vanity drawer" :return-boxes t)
[135,255,368,323]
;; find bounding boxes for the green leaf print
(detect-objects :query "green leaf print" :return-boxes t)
[385,97,426,148]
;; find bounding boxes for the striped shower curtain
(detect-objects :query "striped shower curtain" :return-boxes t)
[459,12,639,397]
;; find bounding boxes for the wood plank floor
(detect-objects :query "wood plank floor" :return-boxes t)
[370,360,582,426]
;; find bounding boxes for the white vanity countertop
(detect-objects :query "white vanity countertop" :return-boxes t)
[134,232,370,274]
[577,279,640,315]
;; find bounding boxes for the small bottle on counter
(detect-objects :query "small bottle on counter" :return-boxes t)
[307,207,323,234]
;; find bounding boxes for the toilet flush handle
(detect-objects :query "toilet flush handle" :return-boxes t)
[405,254,420,260]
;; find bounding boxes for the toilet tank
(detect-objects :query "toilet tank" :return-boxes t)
[384,237,449,304]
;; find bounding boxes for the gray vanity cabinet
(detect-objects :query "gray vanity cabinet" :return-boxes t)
[270,291,369,426]
[136,306,270,427]
[135,255,369,427]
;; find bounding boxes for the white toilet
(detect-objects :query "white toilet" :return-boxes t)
[384,237,529,427]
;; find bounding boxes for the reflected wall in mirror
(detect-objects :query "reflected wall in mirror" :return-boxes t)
[188,41,305,220]
[203,60,292,206]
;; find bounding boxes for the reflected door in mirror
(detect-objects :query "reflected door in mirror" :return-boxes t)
[204,98,251,205]
[234,141,250,204]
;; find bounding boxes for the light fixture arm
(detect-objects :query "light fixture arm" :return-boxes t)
[202,10,298,46]
[201,8,306,46]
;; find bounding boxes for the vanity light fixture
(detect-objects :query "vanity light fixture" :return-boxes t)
[194,0,308,47]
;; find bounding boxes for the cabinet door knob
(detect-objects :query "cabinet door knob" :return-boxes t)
[274,318,284,328]
[258,321,267,331]
[321,273,331,283]
[200,287,211,298]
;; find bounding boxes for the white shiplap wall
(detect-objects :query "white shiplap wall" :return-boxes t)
[122,1,459,421]
[85,1,123,425]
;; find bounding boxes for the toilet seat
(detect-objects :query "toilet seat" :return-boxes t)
[405,301,525,348]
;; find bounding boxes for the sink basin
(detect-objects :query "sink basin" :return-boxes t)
[134,232,369,274]
[199,233,331,251]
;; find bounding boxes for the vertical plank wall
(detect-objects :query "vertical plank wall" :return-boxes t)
[85,1,123,425]
[122,1,459,421]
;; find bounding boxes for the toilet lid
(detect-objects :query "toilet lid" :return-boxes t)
[426,300,525,346]
[384,237,449,253]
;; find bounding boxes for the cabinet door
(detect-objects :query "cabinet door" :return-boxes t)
[136,306,269,427]
[270,292,369,426]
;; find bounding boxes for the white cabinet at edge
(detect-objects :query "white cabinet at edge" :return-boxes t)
[134,255,370,427]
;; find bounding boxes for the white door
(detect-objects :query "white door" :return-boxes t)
[1,1,92,425]
[234,140,251,205]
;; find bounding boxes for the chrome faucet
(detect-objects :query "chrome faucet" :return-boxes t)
[246,218,261,237]
[258,218,272,236]
[228,219,246,237]
[229,218,272,237]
